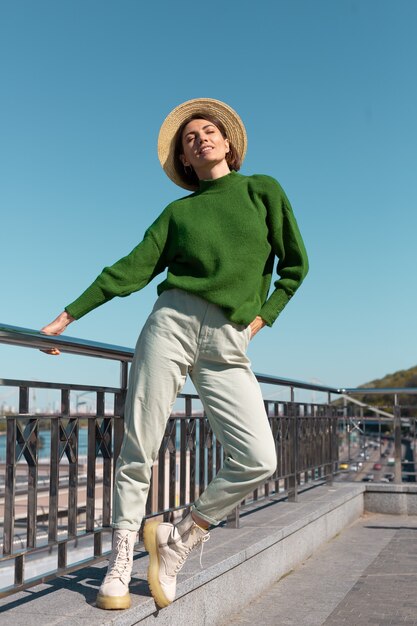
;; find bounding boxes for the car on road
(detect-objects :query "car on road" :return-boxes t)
[384,473,395,481]
[362,473,375,482]
[373,463,382,471]
[339,463,349,470]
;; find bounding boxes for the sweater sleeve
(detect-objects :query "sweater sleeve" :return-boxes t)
[65,210,171,320]
[259,177,309,326]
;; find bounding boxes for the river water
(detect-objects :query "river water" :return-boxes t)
[0,428,89,463]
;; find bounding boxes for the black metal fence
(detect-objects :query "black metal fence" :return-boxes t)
[6,322,410,597]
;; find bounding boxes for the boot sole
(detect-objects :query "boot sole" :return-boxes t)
[143,520,171,608]
[96,592,131,610]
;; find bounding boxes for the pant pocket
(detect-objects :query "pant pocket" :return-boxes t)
[230,322,251,352]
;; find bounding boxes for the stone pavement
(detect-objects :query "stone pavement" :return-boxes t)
[224,513,417,626]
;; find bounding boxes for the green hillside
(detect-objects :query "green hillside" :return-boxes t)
[360,365,417,390]
[356,365,417,414]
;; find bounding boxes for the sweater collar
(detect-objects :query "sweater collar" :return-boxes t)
[198,170,242,193]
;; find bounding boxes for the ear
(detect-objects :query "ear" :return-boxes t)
[179,154,189,166]
[224,138,230,154]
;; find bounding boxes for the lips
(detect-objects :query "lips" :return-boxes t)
[198,146,213,156]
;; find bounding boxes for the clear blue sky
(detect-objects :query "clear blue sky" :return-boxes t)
[1,0,416,399]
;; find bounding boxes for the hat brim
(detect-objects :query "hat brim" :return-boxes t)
[158,98,247,191]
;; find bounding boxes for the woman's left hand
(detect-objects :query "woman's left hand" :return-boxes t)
[248,316,267,339]
[40,311,75,355]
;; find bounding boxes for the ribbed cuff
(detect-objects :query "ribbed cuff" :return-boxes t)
[64,281,112,319]
[259,290,290,327]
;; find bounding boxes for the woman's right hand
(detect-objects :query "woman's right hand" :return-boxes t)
[40,311,75,355]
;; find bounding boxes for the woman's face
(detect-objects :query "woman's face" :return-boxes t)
[180,118,230,174]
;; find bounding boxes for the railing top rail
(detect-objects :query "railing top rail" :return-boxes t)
[0,323,342,393]
[2,323,417,397]
[255,372,340,394]
[0,377,122,393]
[341,387,417,395]
[0,323,134,362]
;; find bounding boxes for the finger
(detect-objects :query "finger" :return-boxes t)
[40,328,59,336]
[40,348,61,356]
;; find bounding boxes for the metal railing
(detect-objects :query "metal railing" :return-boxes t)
[4,323,414,597]
[336,388,417,484]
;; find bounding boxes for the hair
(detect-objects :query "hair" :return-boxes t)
[173,113,242,189]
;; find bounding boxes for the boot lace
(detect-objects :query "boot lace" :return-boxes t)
[174,528,210,574]
[107,535,132,583]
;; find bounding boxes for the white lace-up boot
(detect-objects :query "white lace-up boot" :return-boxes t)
[96,529,137,610]
[143,512,210,608]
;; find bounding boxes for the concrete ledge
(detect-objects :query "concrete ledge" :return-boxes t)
[136,483,366,626]
[0,482,366,626]
[365,482,417,515]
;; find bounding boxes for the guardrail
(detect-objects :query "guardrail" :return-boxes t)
[1,322,415,597]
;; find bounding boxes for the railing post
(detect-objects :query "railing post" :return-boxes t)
[48,416,59,543]
[394,394,402,484]
[288,386,298,502]
[344,396,351,462]
[86,407,96,533]
[120,360,129,390]
[114,361,128,460]
[3,417,16,556]
[326,391,334,485]
[26,417,39,548]
[226,506,240,528]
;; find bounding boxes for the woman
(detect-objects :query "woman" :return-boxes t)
[41,98,309,611]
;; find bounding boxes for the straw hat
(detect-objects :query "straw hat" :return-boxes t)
[157,98,247,190]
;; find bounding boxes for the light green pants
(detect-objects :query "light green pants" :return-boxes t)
[112,289,277,530]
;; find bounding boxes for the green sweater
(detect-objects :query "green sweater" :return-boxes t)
[65,171,308,327]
